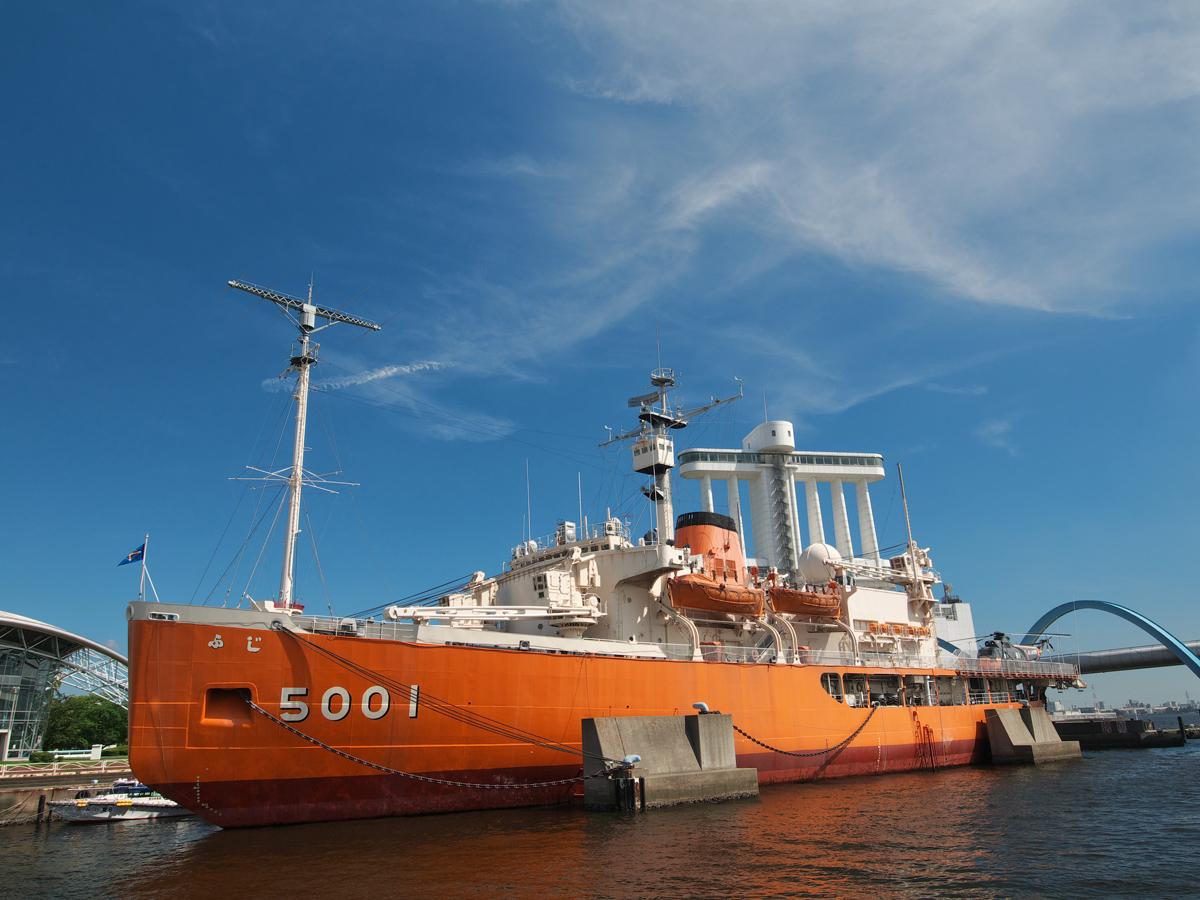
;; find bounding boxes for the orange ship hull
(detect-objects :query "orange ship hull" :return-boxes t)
[129,618,1008,827]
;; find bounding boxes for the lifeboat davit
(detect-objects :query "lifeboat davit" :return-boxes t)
[668,574,766,617]
[767,584,841,618]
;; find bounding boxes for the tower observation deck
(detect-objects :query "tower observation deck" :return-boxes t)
[677,420,884,575]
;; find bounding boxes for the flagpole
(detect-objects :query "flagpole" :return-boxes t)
[139,533,149,603]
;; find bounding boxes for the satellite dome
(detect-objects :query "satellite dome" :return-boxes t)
[798,542,842,583]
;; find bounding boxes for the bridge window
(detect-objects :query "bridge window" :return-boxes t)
[821,673,843,702]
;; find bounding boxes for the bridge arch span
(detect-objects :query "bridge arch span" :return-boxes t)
[1022,600,1200,681]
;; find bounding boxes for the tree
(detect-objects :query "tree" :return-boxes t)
[43,693,127,750]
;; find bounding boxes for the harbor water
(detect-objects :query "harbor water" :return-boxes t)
[2,737,1197,898]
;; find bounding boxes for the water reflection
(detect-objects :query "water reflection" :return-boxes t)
[3,743,1197,899]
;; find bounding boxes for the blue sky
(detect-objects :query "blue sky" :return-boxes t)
[4,1,1199,706]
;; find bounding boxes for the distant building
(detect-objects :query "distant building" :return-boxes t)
[0,611,128,761]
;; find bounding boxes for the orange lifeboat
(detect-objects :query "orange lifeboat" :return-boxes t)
[670,511,766,617]
[668,573,766,617]
[767,583,841,618]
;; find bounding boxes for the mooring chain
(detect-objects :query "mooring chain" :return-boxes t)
[732,703,878,758]
[245,697,613,790]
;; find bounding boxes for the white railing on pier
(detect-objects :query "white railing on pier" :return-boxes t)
[0,760,130,781]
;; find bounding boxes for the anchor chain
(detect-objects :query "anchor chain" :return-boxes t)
[245,697,615,790]
[732,703,878,758]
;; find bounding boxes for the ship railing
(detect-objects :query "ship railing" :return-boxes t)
[694,647,952,668]
[968,690,1014,704]
[689,647,1080,676]
[953,658,1078,679]
[293,615,419,642]
[509,522,633,559]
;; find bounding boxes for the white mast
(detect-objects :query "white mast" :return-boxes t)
[138,532,149,603]
[897,462,932,607]
[602,369,742,545]
[228,279,381,608]
[280,312,315,608]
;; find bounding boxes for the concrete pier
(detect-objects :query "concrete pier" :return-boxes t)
[986,706,1081,765]
[1052,716,1187,750]
[582,713,758,811]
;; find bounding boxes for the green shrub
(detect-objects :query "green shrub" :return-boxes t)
[44,694,127,749]
[28,751,55,763]
[101,744,129,757]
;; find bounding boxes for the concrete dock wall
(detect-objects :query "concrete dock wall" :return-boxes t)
[582,713,758,810]
[986,707,1081,765]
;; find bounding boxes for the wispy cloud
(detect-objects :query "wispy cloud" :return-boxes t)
[925,383,989,397]
[453,155,562,179]
[974,418,1018,454]
[253,3,1200,442]
[548,1,1200,314]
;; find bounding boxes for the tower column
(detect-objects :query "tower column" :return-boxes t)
[787,473,803,568]
[830,479,854,559]
[804,479,825,547]
[700,476,714,513]
[855,480,879,561]
[726,478,745,557]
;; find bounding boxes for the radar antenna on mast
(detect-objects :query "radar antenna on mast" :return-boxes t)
[600,370,742,545]
[227,278,382,610]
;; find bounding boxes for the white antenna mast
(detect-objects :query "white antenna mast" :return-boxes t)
[227,279,381,609]
[525,458,532,543]
[896,462,930,606]
[601,371,743,545]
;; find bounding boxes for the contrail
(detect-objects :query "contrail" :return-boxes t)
[316,361,446,391]
[261,361,446,393]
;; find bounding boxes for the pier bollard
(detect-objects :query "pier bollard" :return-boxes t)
[35,794,45,825]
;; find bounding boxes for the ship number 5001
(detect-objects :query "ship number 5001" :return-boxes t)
[279,685,419,722]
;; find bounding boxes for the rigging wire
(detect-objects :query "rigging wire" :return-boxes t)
[305,509,335,617]
[239,489,288,605]
[212,382,298,604]
[311,372,611,473]
[202,486,287,605]
[190,485,249,604]
[346,572,478,619]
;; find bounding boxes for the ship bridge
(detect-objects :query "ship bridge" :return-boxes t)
[678,420,885,575]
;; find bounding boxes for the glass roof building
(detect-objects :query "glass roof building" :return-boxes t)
[0,611,128,761]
